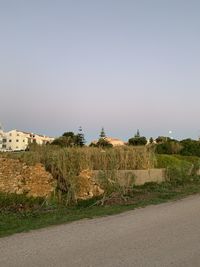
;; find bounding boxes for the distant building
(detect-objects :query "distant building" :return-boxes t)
[91,137,125,147]
[105,137,125,146]
[0,128,54,152]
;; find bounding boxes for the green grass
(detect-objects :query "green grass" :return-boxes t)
[156,154,192,169]
[1,178,200,238]
[156,154,200,170]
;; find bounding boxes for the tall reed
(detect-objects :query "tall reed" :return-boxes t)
[1,145,155,204]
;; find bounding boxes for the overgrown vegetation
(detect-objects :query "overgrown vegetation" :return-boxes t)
[1,145,200,207]
[0,145,155,205]
[1,137,200,237]
[90,138,113,148]
[155,137,200,157]
[153,154,200,194]
[1,145,154,170]
[51,127,86,147]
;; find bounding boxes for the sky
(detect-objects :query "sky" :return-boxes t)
[0,0,200,142]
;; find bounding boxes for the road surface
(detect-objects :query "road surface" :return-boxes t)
[1,195,200,267]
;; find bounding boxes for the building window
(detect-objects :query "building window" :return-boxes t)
[9,133,12,136]
[9,140,12,142]
[3,139,6,142]
[16,139,19,142]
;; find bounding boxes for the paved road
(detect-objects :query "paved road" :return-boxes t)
[1,195,200,267]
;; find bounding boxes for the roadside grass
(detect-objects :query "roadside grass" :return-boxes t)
[1,177,200,238]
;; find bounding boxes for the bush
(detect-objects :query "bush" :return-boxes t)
[156,154,193,184]
[180,139,200,157]
[156,154,192,170]
[155,138,200,157]
[156,141,182,154]
[92,138,113,148]
[128,136,147,146]
[174,155,200,175]
[51,131,85,147]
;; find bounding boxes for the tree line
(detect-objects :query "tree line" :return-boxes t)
[51,128,149,148]
[51,127,200,157]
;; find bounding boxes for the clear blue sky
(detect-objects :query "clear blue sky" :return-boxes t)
[1,0,200,142]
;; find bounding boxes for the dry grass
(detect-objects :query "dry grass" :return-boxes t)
[0,145,155,204]
[0,145,155,170]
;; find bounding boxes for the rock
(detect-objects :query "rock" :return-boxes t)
[0,158,55,198]
[75,169,104,200]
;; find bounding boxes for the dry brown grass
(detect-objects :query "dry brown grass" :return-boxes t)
[0,145,155,204]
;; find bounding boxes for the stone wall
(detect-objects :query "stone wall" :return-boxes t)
[117,169,166,186]
[0,158,55,197]
[93,169,166,186]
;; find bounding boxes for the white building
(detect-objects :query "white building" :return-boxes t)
[0,128,54,152]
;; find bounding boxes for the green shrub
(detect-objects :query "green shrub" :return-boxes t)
[156,141,182,154]
[156,154,191,168]
[156,154,194,184]
[180,139,200,157]
[128,137,147,146]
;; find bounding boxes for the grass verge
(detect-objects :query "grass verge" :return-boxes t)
[1,177,200,238]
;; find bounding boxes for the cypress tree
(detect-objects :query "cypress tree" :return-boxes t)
[76,126,86,147]
[99,127,106,138]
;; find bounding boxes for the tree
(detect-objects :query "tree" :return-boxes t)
[149,137,154,144]
[51,134,75,147]
[155,136,170,144]
[75,126,86,147]
[96,138,113,148]
[180,139,200,156]
[128,130,147,146]
[51,131,77,147]
[51,136,69,147]
[62,132,75,138]
[135,129,140,138]
[128,136,147,146]
[156,141,182,154]
[99,127,106,138]
[52,128,86,148]
[89,127,112,148]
